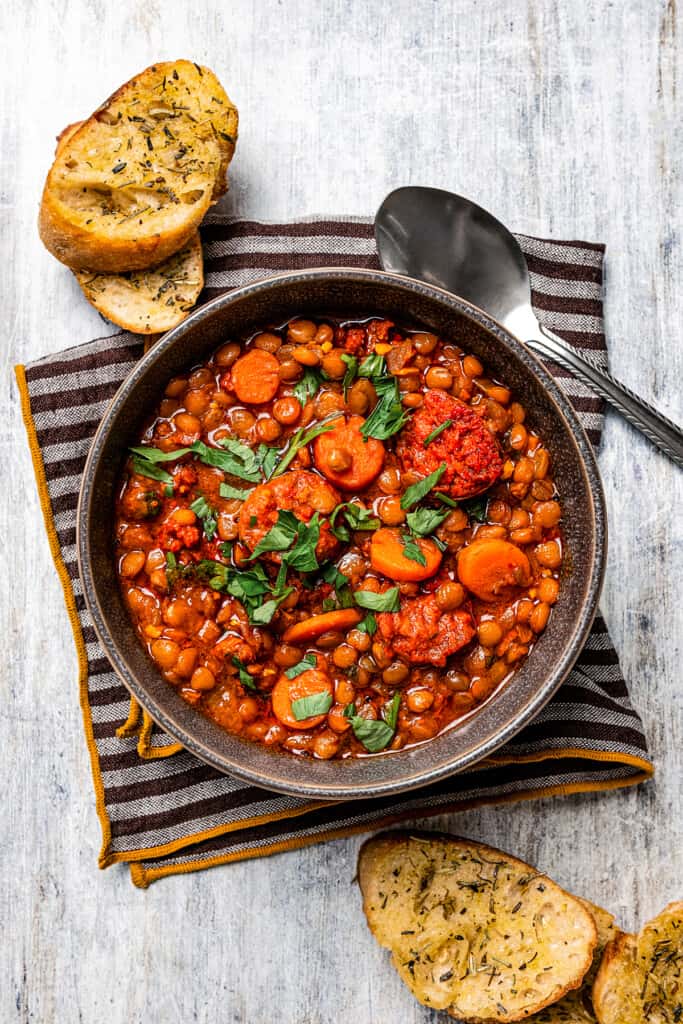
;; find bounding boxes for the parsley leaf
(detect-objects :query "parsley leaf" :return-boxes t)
[232,655,257,691]
[436,492,459,508]
[401,534,427,566]
[461,494,489,522]
[250,591,294,625]
[423,419,453,446]
[192,438,262,482]
[354,587,400,612]
[344,692,401,752]
[358,352,386,378]
[190,496,217,540]
[129,444,193,463]
[360,374,409,441]
[270,415,337,478]
[330,501,380,542]
[400,463,447,509]
[293,367,323,405]
[340,353,358,396]
[406,506,449,536]
[285,653,317,679]
[131,456,173,484]
[356,612,377,635]
[219,482,253,501]
[291,690,333,720]
[165,551,178,584]
[249,510,322,574]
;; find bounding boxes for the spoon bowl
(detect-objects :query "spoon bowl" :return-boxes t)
[376,186,683,466]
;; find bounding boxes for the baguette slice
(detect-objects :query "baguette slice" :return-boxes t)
[358,832,597,1023]
[39,60,237,272]
[74,231,203,333]
[522,901,616,1024]
[593,901,683,1024]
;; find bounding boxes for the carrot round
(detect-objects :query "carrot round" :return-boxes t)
[370,527,442,582]
[313,415,385,491]
[282,608,362,645]
[271,669,333,729]
[230,349,280,404]
[457,539,531,602]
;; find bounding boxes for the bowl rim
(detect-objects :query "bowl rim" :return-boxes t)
[77,266,606,799]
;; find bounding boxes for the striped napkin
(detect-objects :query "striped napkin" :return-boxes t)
[16,216,652,888]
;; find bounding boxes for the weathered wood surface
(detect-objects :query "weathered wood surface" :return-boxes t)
[2,1,681,1021]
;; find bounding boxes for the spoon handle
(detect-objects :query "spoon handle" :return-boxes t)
[526,327,683,468]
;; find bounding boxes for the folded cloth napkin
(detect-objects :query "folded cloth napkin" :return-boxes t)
[16,215,653,888]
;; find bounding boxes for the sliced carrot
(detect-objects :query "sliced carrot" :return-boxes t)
[282,608,362,645]
[230,349,280,404]
[271,669,333,729]
[370,527,443,582]
[457,539,531,602]
[313,415,385,491]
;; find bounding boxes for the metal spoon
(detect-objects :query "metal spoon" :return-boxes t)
[375,186,683,467]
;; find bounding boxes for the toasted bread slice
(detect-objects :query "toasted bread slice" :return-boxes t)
[520,901,616,1024]
[74,231,203,333]
[593,901,683,1024]
[358,832,597,1023]
[39,60,237,272]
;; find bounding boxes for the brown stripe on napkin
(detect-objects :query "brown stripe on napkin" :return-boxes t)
[17,216,651,888]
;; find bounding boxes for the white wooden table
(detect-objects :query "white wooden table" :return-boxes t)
[3,2,682,1021]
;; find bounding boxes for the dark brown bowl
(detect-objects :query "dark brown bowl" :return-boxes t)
[77,269,606,800]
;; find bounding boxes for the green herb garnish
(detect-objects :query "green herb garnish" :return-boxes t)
[131,456,173,485]
[291,690,333,721]
[461,494,489,522]
[340,353,358,396]
[423,419,453,446]
[219,482,252,501]
[359,374,409,441]
[232,655,257,691]
[293,367,324,405]
[344,692,401,752]
[436,492,459,508]
[165,551,178,584]
[358,352,386,378]
[356,612,377,635]
[190,495,217,540]
[270,415,337,478]
[405,506,449,536]
[249,510,322,573]
[400,463,447,509]
[130,444,193,463]
[400,534,427,566]
[285,653,317,680]
[329,501,380,542]
[354,587,400,613]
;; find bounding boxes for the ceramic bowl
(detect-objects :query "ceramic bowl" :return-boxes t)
[77,268,606,800]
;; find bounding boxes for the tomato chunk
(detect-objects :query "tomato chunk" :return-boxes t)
[377,594,475,666]
[313,416,385,491]
[396,389,503,498]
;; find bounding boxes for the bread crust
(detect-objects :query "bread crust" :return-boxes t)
[358,831,597,1023]
[39,60,237,272]
[74,231,204,333]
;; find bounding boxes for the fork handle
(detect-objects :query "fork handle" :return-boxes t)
[525,327,683,468]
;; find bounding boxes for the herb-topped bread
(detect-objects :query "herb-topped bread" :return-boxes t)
[357,832,598,1023]
[74,231,204,333]
[39,60,237,272]
[592,901,683,1024]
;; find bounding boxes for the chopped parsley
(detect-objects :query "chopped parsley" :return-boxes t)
[190,495,217,540]
[329,501,380,542]
[291,690,333,720]
[232,655,257,691]
[400,463,447,509]
[269,415,337,478]
[293,367,324,405]
[344,692,401,752]
[284,653,317,680]
[340,353,358,396]
[400,534,427,566]
[405,506,449,536]
[353,587,400,613]
[423,419,452,446]
[356,612,377,635]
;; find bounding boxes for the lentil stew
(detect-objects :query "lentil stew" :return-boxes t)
[115,316,563,760]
